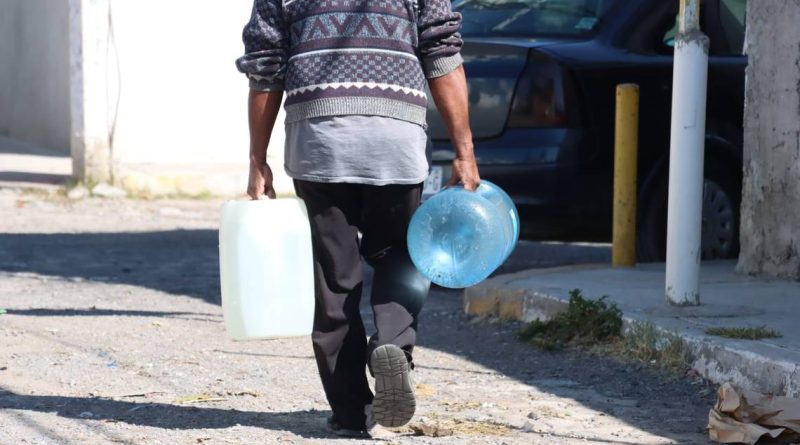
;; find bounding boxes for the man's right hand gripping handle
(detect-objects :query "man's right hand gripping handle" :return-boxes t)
[427,64,480,192]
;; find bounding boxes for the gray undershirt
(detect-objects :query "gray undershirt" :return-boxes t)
[284,115,430,186]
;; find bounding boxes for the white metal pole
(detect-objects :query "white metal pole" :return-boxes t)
[665,0,708,305]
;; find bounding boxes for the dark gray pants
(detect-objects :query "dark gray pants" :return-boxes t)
[293,180,431,430]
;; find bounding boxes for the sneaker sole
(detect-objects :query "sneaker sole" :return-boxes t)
[371,344,415,427]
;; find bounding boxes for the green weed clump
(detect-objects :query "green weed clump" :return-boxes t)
[516,290,693,375]
[517,289,623,350]
[705,326,782,340]
[619,322,690,374]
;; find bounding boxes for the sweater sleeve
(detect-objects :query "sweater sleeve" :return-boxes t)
[235,0,288,91]
[417,0,464,79]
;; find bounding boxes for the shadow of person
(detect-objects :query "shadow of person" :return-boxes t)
[0,389,341,439]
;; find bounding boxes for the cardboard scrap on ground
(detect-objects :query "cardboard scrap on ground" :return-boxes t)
[708,383,800,444]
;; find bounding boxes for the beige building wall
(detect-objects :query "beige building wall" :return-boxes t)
[0,0,71,153]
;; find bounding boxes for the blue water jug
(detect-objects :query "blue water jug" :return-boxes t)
[407,185,511,288]
[475,180,520,261]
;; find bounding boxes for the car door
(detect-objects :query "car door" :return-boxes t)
[549,0,678,230]
[704,0,746,158]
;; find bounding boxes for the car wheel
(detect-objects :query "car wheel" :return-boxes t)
[637,163,740,262]
[700,161,740,260]
[637,177,668,263]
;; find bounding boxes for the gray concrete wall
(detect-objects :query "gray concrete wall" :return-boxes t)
[0,0,71,152]
[737,1,800,279]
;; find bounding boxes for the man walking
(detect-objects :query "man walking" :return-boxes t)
[236,0,479,436]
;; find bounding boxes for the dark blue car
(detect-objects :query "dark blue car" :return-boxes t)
[424,0,746,261]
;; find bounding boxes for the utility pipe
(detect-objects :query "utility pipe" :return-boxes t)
[665,0,708,305]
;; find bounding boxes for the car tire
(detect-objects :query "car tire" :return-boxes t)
[637,175,668,263]
[700,162,741,260]
[637,161,741,262]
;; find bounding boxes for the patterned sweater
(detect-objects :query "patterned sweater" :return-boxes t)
[236,0,463,127]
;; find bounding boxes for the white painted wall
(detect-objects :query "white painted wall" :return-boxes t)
[0,0,71,153]
[107,0,286,166]
[2,0,289,195]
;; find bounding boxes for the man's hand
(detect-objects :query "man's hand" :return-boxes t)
[447,154,480,191]
[246,89,283,199]
[248,161,277,200]
[428,65,480,191]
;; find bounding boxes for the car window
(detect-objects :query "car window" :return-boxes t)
[719,0,745,54]
[454,0,619,38]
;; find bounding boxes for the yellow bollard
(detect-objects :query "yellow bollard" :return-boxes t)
[613,84,639,267]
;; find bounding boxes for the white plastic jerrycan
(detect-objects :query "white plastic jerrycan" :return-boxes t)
[219,198,315,340]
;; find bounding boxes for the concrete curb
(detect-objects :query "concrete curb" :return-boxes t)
[465,265,800,397]
[464,265,601,322]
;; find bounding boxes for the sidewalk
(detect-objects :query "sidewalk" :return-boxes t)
[0,136,71,190]
[466,261,800,397]
[0,135,294,197]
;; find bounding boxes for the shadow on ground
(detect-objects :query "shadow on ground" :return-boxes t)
[0,172,70,185]
[4,308,220,323]
[492,240,610,275]
[0,231,610,305]
[1,230,711,442]
[0,231,221,304]
[0,389,343,440]
[411,287,714,444]
[0,137,69,157]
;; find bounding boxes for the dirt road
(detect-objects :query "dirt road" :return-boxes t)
[0,190,714,444]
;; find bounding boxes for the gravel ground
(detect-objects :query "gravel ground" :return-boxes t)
[0,189,716,444]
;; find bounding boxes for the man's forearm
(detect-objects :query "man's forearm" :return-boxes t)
[427,65,474,160]
[248,90,284,165]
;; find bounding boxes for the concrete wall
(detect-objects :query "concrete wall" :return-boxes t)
[737,1,800,279]
[0,0,71,152]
